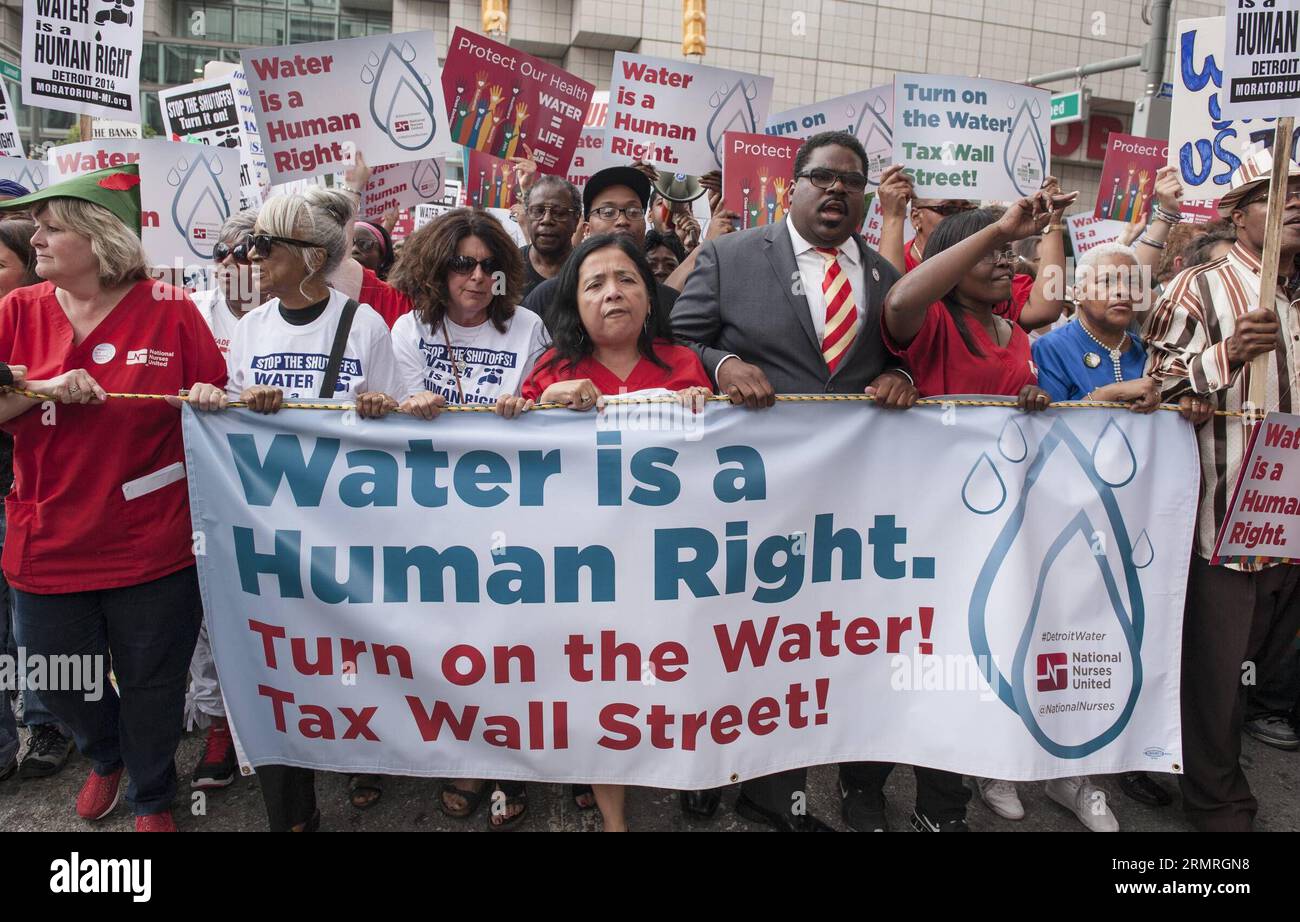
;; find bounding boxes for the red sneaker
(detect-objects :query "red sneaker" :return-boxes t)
[135,811,177,832]
[76,766,124,820]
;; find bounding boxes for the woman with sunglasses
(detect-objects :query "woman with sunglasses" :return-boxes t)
[190,211,257,361]
[883,191,1076,409]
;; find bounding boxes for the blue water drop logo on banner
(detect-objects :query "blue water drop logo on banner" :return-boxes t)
[1091,418,1137,487]
[997,417,1028,463]
[168,153,233,260]
[361,42,438,152]
[1003,97,1046,195]
[706,81,760,171]
[966,416,1146,758]
[962,452,1007,514]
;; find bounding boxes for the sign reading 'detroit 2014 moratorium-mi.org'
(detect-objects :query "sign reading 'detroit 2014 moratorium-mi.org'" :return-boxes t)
[240,31,458,184]
[21,0,143,119]
[892,75,1051,201]
[605,53,774,175]
[1220,0,1300,119]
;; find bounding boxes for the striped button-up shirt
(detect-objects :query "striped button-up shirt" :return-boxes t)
[1144,241,1300,571]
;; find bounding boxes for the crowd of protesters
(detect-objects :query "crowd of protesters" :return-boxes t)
[0,126,1296,834]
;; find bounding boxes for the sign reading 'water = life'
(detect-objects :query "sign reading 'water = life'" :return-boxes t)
[1220,0,1300,119]
[21,0,143,119]
[892,74,1050,202]
[240,31,457,184]
[605,52,774,175]
[48,138,240,268]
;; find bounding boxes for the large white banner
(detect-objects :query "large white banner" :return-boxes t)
[240,31,457,184]
[22,0,142,119]
[48,139,240,268]
[184,402,1197,786]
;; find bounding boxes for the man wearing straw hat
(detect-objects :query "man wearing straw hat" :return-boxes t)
[1145,145,1300,831]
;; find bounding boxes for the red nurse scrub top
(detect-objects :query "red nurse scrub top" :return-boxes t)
[0,280,228,594]
[523,340,711,401]
[883,301,1038,399]
[904,245,1034,323]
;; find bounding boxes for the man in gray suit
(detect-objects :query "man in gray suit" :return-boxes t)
[671,131,919,831]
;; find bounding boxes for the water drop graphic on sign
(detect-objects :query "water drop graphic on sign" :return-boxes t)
[363,44,438,151]
[962,452,1007,514]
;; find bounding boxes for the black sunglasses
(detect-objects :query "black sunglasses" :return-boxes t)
[244,233,323,258]
[212,240,249,264]
[446,255,499,275]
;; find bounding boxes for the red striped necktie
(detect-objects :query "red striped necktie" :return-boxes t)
[816,246,857,373]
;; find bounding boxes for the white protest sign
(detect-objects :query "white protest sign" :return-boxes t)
[1221,0,1300,119]
[241,31,457,184]
[1213,411,1300,564]
[487,206,525,245]
[0,80,25,157]
[360,158,445,220]
[22,0,142,119]
[160,72,271,210]
[48,139,240,268]
[893,74,1050,201]
[1065,213,1127,256]
[91,119,140,139]
[185,402,1196,785]
[766,85,893,187]
[412,202,455,231]
[606,53,774,175]
[1171,16,1296,211]
[0,156,48,191]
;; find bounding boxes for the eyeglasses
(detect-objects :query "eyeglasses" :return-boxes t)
[243,233,323,258]
[914,202,978,218]
[212,240,249,264]
[980,246,1016,266]
[525,204,578,221]
[590,205,645,222]
[797,168,869,193]
[446,255,499,276]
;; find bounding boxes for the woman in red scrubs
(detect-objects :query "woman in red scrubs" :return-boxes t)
[881,190,1074,407]
[0,166,227,832]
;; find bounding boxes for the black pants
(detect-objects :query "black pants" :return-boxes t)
[841,762,970,822]
[1180,555,1300,831]
[257,764,317,831]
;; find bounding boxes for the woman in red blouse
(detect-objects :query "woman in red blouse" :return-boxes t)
[881,191,1074,407]
[516,234,711,415]
[0,166,227,832]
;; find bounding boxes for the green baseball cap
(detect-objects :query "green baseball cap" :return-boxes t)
[0,164,142,236]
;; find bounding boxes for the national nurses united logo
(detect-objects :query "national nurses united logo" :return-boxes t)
[361,41,438,151]
[167,153,234,260]
[962,415,1154,758]
[705,80,761,171]
[1003,97,1047,195]
[848,95,892,188]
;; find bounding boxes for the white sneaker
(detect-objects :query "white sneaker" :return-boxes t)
[976,777,1024,820]
[1045,776,1119,832]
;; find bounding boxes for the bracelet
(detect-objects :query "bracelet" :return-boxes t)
[1152,204,1182,225]
[341,185,363,196]
[1138,235,1167,250]
[1045,223,1064,233]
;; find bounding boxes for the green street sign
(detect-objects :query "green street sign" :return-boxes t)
[0,60,19,83]
[1050,91,1088,125]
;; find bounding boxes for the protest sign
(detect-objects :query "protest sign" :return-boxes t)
[21,0,142,119]
[441,27,593,176]
[586,90,609,129]
[1171,16,1298,217]
[185,401,1196,784]
[241,31,456,184]
[568,90,617,188]
[1221,0,1300,119]
[893,75,1050,201]
[0,79,24,157]
[412,202,455,231]
[1214,412,1300,564]
[766,85,893,187]
[91,118,139,139]
[1094,134,1167,223]
[606,53,774,175]
[860,195,915,252]
[360,157,445,220]
[721,131,801,230]
[159,73,270,210]
[1066,213,1127,256]
[464,148,519,209]
[48,138,240,267]
[0,156,48,191]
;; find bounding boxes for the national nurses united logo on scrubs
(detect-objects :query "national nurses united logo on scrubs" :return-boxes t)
[167,152,235,260]
[361,41,438,152]
[962,415,1154,758]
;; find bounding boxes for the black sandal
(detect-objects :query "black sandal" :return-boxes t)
[439,779,489,818]
[489,781,528,831]
[348,774,383,810]
[571,784,596,810]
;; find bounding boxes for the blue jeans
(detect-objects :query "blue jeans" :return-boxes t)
[12,566,203,815]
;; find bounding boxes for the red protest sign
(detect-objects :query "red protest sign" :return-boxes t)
[464,148,521,209]
[721,131,801,230]
[1094,133,1167,224]
[441,27,594,176]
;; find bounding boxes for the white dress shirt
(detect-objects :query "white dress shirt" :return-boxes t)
[786,215,866,342]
